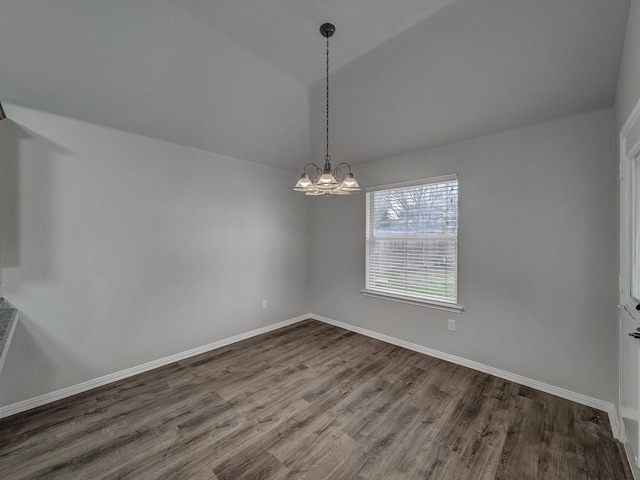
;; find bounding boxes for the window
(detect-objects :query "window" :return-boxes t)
[363,174,461,311]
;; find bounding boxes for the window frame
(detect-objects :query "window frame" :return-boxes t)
[361,174,463,313]
[621,102,640,318]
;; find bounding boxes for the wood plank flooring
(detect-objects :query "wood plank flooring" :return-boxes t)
[0,320,632,479]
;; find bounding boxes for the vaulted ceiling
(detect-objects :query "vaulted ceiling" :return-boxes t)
[0,0,631,171]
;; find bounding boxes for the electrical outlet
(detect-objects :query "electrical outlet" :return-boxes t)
[448,319,456,331]
[262,299,268,309]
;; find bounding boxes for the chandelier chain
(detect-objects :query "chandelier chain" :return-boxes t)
[326,36,330,162]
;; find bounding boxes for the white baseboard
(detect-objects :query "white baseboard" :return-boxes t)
[610,404,622,442]
[0,312,621,442]
[0,314,309,420]
[308,313,621,440]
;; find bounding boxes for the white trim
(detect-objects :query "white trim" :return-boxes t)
[366,173,458,192]
[609,403,622,441]
[621,96,640,139]
[0,311,18,375]
[0,312,621,441]
[361,289,464,313]
[309,313,620,439]
[619,99,640,469]
[0,314,309,420]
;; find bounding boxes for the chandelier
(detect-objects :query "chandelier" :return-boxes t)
[294,23,361,196]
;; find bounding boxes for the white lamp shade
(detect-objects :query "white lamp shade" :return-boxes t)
[294,174,314,191]
[317,172,338,186]
[340,173,361,191]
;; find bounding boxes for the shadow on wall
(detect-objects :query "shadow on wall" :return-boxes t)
[0,319,53,405]
[0,313,91,406]
[0,118,22,268]
[0,117,70,280]
[0,114,86,406]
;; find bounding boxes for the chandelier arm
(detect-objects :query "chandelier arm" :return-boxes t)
[332,162,353,182]
[302,162,322,182]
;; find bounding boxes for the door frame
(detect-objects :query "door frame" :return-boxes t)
[619,97,640,477]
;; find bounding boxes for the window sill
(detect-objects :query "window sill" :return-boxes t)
[361,289,464,313]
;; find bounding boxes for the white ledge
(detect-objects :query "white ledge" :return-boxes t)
[0,308,18,375]
[361,289,464,313]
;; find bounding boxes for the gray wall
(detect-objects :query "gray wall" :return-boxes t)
[0,104,310,406]
[309,109,617,403]
[0,103,620,408]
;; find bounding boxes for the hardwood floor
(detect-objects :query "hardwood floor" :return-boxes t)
[0,320,632,479]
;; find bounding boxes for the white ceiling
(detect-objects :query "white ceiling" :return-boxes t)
[0,0,631,172]
[170,0,456,85]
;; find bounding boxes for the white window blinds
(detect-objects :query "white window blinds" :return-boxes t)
[365,175,458,305]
